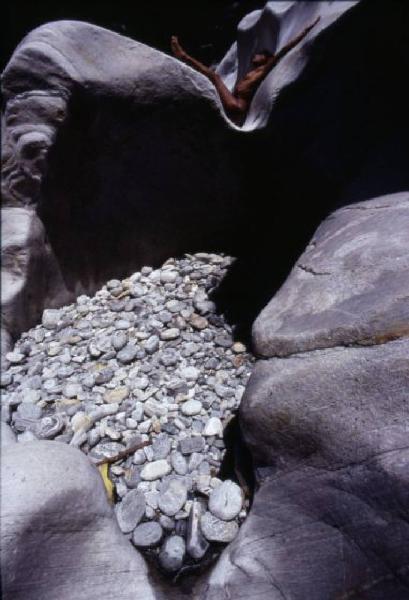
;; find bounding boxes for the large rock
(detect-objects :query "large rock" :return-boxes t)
[0,19,241,351]
[202,193,409,598]
[253,193,409,357]
[0,441,156,600]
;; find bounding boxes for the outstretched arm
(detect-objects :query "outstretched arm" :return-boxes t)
[171,36,247,123]
[262,16,321,75]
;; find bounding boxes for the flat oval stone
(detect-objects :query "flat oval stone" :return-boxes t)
[132,521,163,548]
[140,459,171,481]
[208,480,243,521]
[95,369,114,387]
[116,489,146,533]
[117,344,138,364]
[144,335,159,355]
[112,331,128,351]
[103,386,129,404]
[160,270,178,284]
[203,417,223,437]
[181,400,202,416]
[158,479,188,516]
[160,328,180,341]
[159,535,185,572]
[200,512,239,543]
[170,452,188,475]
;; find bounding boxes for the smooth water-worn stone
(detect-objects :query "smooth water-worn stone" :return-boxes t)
[104,386,129,404]
[170,452,188,475]
[203,417,223,437]
[180,366,199,381]
[140,460,171,481]
[208,480,243,521]
[5,352,25,364]
[158,478,188,517]
[144,335,160,355]
[132,522,163,548]
[116,489,146,533]
[151,434,172,460]
[20,389,41,404]
[42,309,62,329]
[181,400,202,416]
[159,535,185,572]
[95,367,114,385]
[1,442,155,599]
[160,328,180,341]
[117,345,138,364]
[187,500,209,559]
[180,436,205,455]
[200,511,239,542]
[112,331,128,351]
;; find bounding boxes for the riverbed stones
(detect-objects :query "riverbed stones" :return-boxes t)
[4,253,253,573]
[158,478,188,516]
[116,489,146,533]
[42,309,62,329]
[132,522,163,548]
[187,500,209,559]
[141,460,171,481]
[159,535,186,572]
[200,512,239,542]
[179,436,205,455]
[208,481,243,521]
[181,399,202,416]
[203,417,223,437]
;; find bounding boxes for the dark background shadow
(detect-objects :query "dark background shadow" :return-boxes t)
[2,0,265,71]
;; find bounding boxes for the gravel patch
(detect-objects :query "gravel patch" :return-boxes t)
[2,253,254,573]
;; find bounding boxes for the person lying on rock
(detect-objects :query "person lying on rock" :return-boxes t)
[171,16,320,126]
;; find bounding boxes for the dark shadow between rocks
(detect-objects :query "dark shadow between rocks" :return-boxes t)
[211,0,409,348]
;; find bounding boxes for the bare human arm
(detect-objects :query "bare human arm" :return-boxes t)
[171,36,247,121]
[257,16,321,79]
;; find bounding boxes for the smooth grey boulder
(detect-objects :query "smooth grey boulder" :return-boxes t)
[204,193,409,599]
[254,193,409,358]
[0,441,155,600]
[202,451,409,599]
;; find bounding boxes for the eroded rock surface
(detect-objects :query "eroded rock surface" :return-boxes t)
[0,441,155,600]
[202,194,409,598]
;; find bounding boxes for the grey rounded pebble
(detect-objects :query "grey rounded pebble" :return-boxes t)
[140,459,171,481]
[170,452,188,475]
[200,511,239,543]
[208,480,243,521]
[181,400,202,416]
[158,478,188,517]
[95,367,114,385]
[159,535,185,572]
[116,489,146,533]
[132,521,163,548]
[117,345,138,364]
[112,331,128,351]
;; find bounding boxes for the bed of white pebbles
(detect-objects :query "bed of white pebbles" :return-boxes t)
[2,253,254,573]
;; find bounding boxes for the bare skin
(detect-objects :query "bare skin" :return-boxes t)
[171,16,320,125]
